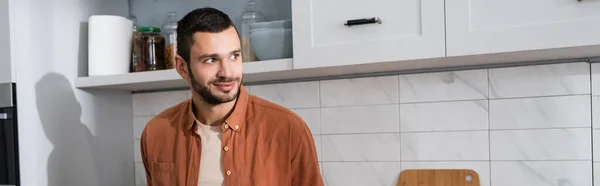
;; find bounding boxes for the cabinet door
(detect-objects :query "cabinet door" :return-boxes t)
[446,0,600,57]
[292,0,445,69]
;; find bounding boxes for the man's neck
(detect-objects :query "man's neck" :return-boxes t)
[191,94,237,126]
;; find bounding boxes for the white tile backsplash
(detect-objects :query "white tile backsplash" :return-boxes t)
[250,81,320,109]
[489,62,590,99]
[135,162,146,186]
[132,61,598,186]
[594,130,600,162]
[321,104,399,134]
[490,128,592,161]
[320,76,398,107]
[593,96,600,129]
[399,69,488,103]
[322,162,401,186]
[134,140,141,163]
[401,131,489,161]
[592,63,600,96]
[491,161,592,186]
[132,90,189,116]
[322,134,401,162]
[292,108,320,135]
[490,95,591,130]
[595,163,600,186]
[133,116,153,140]
[400,100,488,132]
[314,135,322,162]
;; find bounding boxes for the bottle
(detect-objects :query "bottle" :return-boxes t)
[130,15,141,72]
[162,12,178,69]
[241,0,264,62]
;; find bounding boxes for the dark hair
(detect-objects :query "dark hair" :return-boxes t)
[176,7,236,63]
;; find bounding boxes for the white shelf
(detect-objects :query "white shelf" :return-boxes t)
[75,44,600,92]
[75,58,294,91]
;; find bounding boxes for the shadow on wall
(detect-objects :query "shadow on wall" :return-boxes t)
[35,73,99,186]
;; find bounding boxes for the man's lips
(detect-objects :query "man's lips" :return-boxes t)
[213,81,236,91]
[213,81,235,86]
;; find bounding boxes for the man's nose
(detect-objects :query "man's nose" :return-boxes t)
[217,60,233,78]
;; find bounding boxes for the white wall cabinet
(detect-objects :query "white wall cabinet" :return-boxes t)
[76,0,600,91]
[291,0,600,71]
[445,0,600,57]
[291,0,446,69]
[0,0,13,83]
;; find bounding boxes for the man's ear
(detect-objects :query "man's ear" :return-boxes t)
[175,55,190,80]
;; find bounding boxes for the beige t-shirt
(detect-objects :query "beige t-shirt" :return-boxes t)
[196,121,224,186]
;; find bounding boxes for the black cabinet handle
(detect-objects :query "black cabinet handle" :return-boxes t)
[344,17,382,27]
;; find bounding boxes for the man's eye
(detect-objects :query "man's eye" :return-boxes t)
[205,58,216,63]
[230,54,240,60]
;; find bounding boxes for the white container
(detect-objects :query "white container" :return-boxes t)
[88,15,133,76]
[249,28,293,61]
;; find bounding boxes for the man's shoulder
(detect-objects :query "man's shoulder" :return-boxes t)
[142,99,189,138]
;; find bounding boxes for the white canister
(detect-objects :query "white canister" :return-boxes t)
[88,15,133,76]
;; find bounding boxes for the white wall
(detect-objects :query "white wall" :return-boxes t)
[0,0,13,83]
[133,61,600,186]
[10,0,135,185]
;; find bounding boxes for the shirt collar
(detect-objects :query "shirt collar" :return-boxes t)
[184,85,249,133]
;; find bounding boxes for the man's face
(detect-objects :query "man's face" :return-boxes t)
[177,26,243,105]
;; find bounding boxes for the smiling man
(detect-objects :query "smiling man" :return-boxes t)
[139,7,323,186]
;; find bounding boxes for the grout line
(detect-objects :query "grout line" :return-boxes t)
[320,103,399,109]
[319,160,592,163]
[318,79,323,173]
[398,75,402,164]
[273,95,590,109]
[487,93,591,101]
[318,127,592,136]
[489,93,590,101]
[320,161,403,163]
[399,98,489,105]
[257,93,590,111]
[487,68,493,186]
[133,93,588,108]
[590,62,595,185]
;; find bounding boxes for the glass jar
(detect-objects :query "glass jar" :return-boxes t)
[162,12,178,69]
[241,0,264,62]
[138,27,166,71]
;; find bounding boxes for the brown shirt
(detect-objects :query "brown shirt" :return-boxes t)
[140,85,324,186]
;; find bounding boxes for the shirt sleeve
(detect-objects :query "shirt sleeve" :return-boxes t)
[140,130,153,186]
[289,117,324,186]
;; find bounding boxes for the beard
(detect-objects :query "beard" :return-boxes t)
[189,70,241,105]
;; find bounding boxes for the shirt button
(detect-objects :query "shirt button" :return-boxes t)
[223,146,229,151]
[224,124,229,129]
[234,125,239,130]
[226,170,231,176]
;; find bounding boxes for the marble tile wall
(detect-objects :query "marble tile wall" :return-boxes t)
[132,61,600,186]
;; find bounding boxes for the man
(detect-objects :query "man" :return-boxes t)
[140,7,324,186]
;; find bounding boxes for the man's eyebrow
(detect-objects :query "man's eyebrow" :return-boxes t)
[197,53,219,60]
[197,49,242,59]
